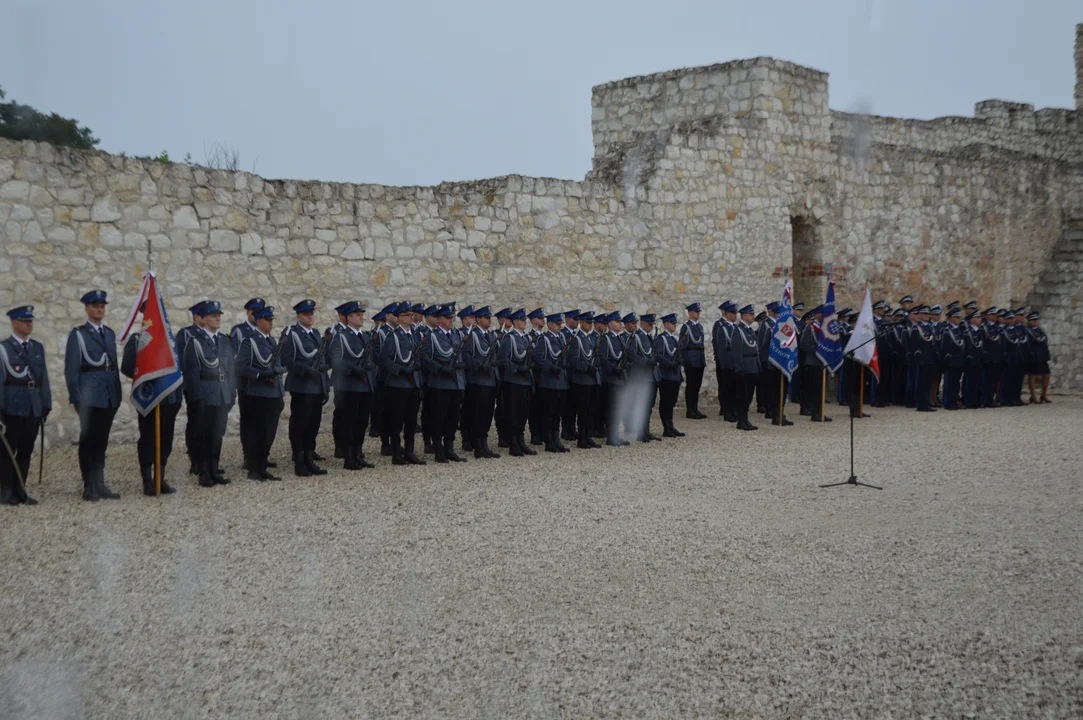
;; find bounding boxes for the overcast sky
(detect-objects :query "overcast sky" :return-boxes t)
[3,1,1079,187]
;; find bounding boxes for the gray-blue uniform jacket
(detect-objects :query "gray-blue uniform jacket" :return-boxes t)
[175,325,199,395]
[654,332,683,383]
[283,326,329,395]
[64,323,122,409]
[733,322,761,374]
[980,322,1002,364]
[378,325,423,389]
[910,323,937,367]
[938,323,965,369]
[567,330,600,386]
[497,331,534,387]
[463,327,499,387]
[533,331,569,390]
[799,323,824,368]
[598,331,628,386]
[678,321,706,369]
[235,332,285,398]
[423,329,466,391]
[121,332,182,405]
[330,328,373,394]
[371,325,391,384]
[0,336,52,417]
[182,329,237,406]
[756,317,776,365]
[626,329,659,382]
[713,320,737,371]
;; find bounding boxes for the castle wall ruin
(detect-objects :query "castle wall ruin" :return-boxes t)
[2,25,1082,443]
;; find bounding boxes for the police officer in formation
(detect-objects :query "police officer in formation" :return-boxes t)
[0,305,50,505]
[64,290,123,500]
[3,288,1059,506]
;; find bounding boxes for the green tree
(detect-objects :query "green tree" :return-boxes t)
[0,86,99,150]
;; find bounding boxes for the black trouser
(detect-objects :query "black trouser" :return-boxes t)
[756,370,769,412]
[874,358,890,405]
[494,381,507,438]
[136,400,180,469]
[78,404,118,478]
[289,392,323,454]
[801,366,826,419]
[380,383,394,445]
[632,377,656,434]
[845,364,862,417]
[245,395,283,469]
[891,360,907,405]
[560,385,576,436]
[963,367,983,408]
[570,383,598,444]
[370,383,384,436]
[426,387,463,446]
[0,412,40,501]
[386,386,421,454]
[684,365,703,412]
[735,372,757,422]
[719,368,736,418]
[184,396,198,462]
[460,385,475,440]
[982,363,1001,407]
[763,367,787,419]
[331,389,344,448]
[915,365,932,411]
[333,391,370,455]
[659,379,680,427]
[237,379,250,456]
[500,384,530,437]
[943,368,962,409]
[595,382,609,435]
[420,385,433,444]
[715,363,725,412]
[538,387,566,439]
[528,373,544,438]
[468,384,497,440]
[192,402,229,464]
[604,382,624,440]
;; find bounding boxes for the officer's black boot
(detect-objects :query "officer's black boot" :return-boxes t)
[381,440,392,457]
[344,445,363,470]
[544,431,560,453]
[248,465,265,481]
[509,436,524,457]
[188,457,198,476]
[424,436,435,454]
[198,460,216,487]
[212,459,231,485]
[304,451,328,476]
[334,443,345,460]
[482,437,501,459]
[433,442,449,463]
[518,434,537,455]
[354,447,375,469]
[462,434,474,453]
[311,451,326,462]
[81,470,100,501]
[293,451,313,477]
[391,439,407,466]
[158,460,176,494]
[141,465,157,496]
[445,440,467,463]
[97,468,121,500]
[474,437,487,459]
[553,431,570,453]
[498,434,511,449]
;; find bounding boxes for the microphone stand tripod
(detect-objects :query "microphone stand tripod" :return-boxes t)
[820,334,881,490]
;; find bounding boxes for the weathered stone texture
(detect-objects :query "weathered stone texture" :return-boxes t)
[2,35,1082,442]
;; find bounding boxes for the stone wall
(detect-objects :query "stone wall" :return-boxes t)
[2,29,1082,444]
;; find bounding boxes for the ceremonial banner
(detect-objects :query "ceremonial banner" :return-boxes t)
[119,272,184,416]
[768,281,799,380]
[815,281,844,372]
[844,287,880,380]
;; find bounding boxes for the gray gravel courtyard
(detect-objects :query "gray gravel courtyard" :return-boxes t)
[2,398,1082,718]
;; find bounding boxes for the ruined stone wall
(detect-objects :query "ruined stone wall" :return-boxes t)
[2,39,1082,444]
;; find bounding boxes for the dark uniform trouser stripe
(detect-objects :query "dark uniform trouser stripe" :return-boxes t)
[193,403,229,464]
[245,396,283,468]
[427,387,463,445]
[289,393,322,454]
[539,388,565,438]
[79,405,118,477]
[659,379,679,425]
[0,412,40,500]
[185,398,198,462]
[333,391,370,454]
[136,400,180,468]
[500,384,530,437]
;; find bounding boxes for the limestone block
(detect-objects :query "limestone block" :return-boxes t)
[1,180,30,201]
[264,236,286,257]
[467,230,486,247]
[10,204,33,221]
[23,221,44,243]
[374,239,393,258]
[307,238,329,255]
[241,232,263,255]
[341,241,365,260]
[210,229,240,252]
[0,159,13,183]
[47,226,76,243]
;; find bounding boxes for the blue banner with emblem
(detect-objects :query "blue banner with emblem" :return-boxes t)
[768,281,799,380]
[815,281,844,372]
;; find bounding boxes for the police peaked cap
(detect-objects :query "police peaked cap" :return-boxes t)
[457,305,476,319]
[640,314,656,323]
[7,305,34,319]
[81,290,108,305]
[293,299,316,313]
[661,313,678,324]
[474,306,492,318]
[528,308,546,320]
[253,306,275,320]
[244,298,267,311]
[685,302,701,312]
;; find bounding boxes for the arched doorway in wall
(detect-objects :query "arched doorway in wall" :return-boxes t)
[791,215,825,307]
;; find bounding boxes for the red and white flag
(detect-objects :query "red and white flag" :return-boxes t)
[119,271,184,415]
[844,287,880,380]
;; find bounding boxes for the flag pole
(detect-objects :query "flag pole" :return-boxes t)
[776,373,784,427]
[820,367,826,421]
[859,365,865,417]
[155,404,162,495]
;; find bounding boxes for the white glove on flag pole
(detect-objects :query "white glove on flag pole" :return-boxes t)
[844,287,880,380]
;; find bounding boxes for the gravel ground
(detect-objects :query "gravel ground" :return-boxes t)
[2,397,1082,719]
